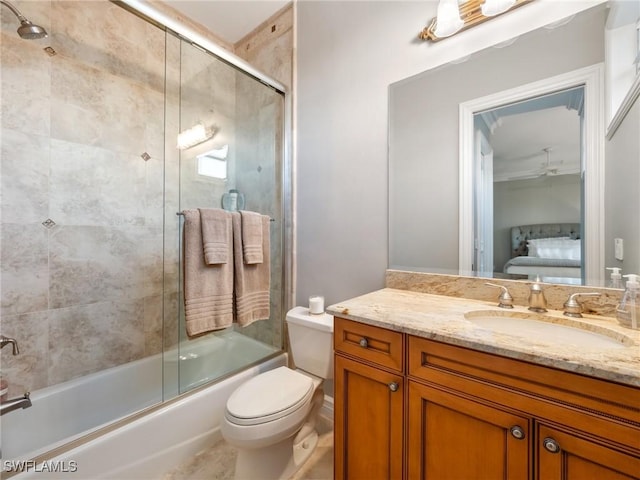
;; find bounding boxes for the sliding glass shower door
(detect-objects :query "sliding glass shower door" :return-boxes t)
[164,33,285,395]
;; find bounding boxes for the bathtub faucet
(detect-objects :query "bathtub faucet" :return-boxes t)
[1,392,31,416]
[0,334,20,355]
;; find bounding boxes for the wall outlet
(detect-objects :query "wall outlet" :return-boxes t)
[614,238,624,261]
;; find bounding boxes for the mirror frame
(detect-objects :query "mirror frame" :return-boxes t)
[459,63,605,283]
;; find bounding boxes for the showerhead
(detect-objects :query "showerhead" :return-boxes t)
[1,0,48,39]
[17,19,47,39]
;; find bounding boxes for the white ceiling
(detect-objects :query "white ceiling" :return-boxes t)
[165,0,290,44]
[490,106,581,182]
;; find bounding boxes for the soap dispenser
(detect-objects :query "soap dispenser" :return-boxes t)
[616,274,640,330]
[606,267,623,288]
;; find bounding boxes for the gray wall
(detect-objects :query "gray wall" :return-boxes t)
[295,1,605,307]
[388,6,605,272]
[605,97,640,277]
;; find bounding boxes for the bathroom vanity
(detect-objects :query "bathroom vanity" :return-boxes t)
[329,288,640,480]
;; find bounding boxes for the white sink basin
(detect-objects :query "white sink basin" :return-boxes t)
[464,310,634,349]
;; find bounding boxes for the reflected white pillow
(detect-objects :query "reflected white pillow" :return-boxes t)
[528,238,581,259]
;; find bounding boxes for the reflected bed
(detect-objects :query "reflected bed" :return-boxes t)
[503,223,582,284]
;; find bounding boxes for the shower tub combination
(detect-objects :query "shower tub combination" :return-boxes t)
[0,0,291,476]
[2,332,285,479]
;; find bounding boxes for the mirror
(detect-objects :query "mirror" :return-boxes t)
[389,2,639,287]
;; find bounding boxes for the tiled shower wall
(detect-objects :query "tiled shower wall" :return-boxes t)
[0,1,167,396]
[0,0,288,397]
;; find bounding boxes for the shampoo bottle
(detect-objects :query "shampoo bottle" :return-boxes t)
[606,267,623,288]
[616,274,640,330]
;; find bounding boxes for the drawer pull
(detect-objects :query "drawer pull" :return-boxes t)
[388,382,399,392]
[509,426,525,440]
[543,437,561,454]
[359,337,369,348]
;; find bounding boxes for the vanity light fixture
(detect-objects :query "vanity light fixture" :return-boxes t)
[176,123,214,150]
[420,0,533,42]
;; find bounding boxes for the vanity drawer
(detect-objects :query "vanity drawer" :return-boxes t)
[334,317,404,372]
[408,335,640,433]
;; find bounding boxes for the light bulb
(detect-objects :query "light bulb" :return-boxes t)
[481,0,516,17]
[434,0,464,38]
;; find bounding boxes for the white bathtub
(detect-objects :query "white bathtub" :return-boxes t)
[1,331,285,478]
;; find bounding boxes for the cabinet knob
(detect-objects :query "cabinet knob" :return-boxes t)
[509,426,525,440]
[359,338,368,348]
[543,437,561,454]
[388,382,399,392]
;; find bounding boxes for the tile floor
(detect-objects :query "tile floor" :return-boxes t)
[163,416,333,480]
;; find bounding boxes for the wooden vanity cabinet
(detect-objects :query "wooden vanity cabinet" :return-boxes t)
[408,336,640,480]
[334,316,640,480]
[334,318,404,480]
[407,379,531,480]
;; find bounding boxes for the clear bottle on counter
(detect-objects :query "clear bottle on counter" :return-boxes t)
[616,274,639,330]
[606,267,623,288]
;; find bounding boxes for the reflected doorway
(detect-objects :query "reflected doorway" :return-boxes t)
[459,64,604,285]
[473,87,584,284]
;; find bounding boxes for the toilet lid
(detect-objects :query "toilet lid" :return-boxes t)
[226,367,314,424]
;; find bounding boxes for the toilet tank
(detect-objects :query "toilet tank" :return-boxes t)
[286,306,334,379]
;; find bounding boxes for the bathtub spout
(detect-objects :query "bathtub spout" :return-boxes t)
[0,334,20,355]
[1,392,31,416]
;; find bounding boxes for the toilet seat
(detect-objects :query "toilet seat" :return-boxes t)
[225,367,314,426]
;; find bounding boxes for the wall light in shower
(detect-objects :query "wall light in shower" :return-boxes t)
[177,123,214,150]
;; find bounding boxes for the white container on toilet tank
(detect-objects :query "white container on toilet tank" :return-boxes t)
[287,306,333,378]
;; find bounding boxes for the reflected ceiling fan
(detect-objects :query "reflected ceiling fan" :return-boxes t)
[535,147,560,177]
[500,147,562,182]
[509,147,562,180]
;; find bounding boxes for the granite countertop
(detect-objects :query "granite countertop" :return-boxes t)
[327,288,640,387]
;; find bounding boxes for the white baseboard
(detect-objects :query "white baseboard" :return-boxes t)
[320,395,334,422]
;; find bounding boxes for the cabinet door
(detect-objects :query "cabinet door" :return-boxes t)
[537,424,640,480]
[407,380,530,480]
[334,354,404,480]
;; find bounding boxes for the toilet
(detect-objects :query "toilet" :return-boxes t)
[221,306,334,480]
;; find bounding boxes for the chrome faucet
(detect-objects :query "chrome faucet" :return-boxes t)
[0,334,32,416]
[563,292,601,318]
[485,283,514,309]
[0,335,20,355]
[0,392,31,416]
[528,277,548,313]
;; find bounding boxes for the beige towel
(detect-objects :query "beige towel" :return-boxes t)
[183,209,234,336]
[232,212,270,327]
[199,208,231,265]
[240,210,263,264]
